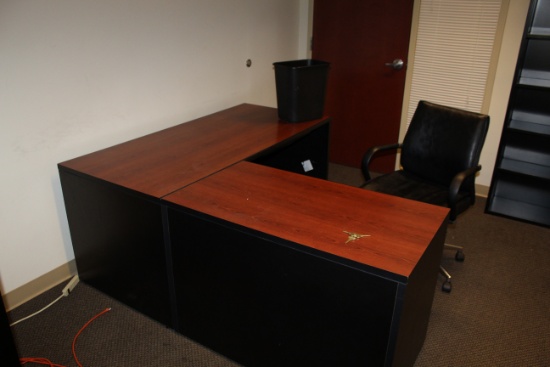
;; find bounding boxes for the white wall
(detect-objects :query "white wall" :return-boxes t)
[0,0,310,294]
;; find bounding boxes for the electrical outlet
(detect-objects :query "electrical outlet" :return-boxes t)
[62,275,80,297]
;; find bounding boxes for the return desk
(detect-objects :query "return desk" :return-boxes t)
[58,103,448,367]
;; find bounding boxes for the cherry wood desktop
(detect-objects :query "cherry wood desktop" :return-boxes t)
[59,103,329,198]
[58,104,448,367]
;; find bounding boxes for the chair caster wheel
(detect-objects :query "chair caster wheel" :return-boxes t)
[442,280,452,293]
[455,250,465,262]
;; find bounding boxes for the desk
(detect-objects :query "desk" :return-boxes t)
[59,103,447,366]
[165,161,448,367]
[1,294,20,366]
[59,103,329,197]
[59,104,329,327]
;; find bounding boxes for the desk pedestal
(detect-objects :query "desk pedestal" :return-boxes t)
[166,162,448,367]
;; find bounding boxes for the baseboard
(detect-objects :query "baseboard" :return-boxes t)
[2,260,77,311]
[476,184,489,198]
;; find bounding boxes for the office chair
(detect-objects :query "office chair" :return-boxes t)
[360,100,490,292]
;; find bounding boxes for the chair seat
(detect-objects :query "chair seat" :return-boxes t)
[365,171,471,216]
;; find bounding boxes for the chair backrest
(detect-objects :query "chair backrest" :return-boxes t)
[401,101,490,187]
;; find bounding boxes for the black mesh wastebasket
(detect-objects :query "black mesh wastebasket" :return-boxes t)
[273,59,330,122]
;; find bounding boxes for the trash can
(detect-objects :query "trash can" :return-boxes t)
[273,59,330,122]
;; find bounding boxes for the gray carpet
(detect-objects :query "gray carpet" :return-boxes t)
[7,164,550,366]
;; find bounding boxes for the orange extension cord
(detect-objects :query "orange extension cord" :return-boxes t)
[19,358,66,367]
[19,307,111,367]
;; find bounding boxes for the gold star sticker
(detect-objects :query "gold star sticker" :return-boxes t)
[343,231,370,244]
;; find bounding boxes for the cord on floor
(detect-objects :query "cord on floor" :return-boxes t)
[9,275,79,327]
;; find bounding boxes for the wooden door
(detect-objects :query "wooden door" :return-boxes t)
[313,0,414,173]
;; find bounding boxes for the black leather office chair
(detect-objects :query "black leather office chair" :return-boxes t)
[360,100,490,292]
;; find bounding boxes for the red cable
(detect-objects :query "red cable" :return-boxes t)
[19,357,66,367]
[71,307,111,367]
[18,307,112,367]
[18,307,111,367]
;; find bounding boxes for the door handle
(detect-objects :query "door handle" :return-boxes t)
[385,59,404,70]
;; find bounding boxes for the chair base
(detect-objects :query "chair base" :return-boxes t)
[440,244,465,293]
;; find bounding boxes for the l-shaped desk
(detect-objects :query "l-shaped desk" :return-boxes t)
[58,104,449,367]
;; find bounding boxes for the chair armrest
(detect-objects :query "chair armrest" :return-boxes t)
[361,143,401,181]
[448,165,482,211]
